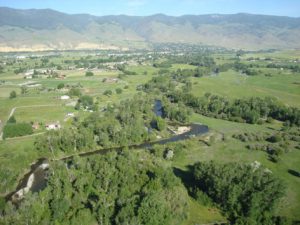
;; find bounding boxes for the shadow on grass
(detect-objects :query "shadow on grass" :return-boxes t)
[288,169,300,178]
[173,166,196,197]
[173,167,228,225]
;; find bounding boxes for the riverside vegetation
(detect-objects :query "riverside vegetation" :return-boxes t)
[0,46,299,224]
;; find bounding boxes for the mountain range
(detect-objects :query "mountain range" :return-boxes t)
[0,7,300,52]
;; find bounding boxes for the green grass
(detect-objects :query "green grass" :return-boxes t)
[190,113,282,134]
[0,86,20,98]
[13,105,75,124]
[243,50,300,60]
[183,198,225,225]
[127,65,159,75]
[191,70,300,107]
[0,96,62,123]
[171,64,197,70]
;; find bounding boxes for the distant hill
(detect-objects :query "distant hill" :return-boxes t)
[0,7,300,52]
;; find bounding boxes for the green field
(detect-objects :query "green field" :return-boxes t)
[191,70,300,107]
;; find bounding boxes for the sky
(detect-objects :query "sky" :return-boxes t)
[0,0,299,17]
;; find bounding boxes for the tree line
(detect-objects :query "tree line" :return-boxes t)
[142,75,300,126]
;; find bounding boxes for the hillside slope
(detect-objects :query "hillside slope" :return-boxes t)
[0,7,300,51]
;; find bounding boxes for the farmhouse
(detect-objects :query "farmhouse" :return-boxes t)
[45,122,61,130]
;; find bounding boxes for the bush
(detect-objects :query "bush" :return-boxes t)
[151,116,166,131]
[115,88,123,94]
[9,90,17,99]
[78,95,94,109]
[68,88,82,97]
[269,154,281,163]
[57,83,65,89]
[103,90,112,96]
[194,189,213,206]
[85,71,94,77]
[267,134,282,143]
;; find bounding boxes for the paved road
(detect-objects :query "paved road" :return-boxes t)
[0,104,58,140]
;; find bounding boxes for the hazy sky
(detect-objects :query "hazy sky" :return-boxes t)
[0,0,299,17]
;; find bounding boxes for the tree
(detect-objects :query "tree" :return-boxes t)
[68,88,82,97]
[57,83,65,89]
[85,71,94,77]
[9,91,17,99]
[21,86,28,95]
[115,88,123,94]
[152,116,166,131]
[267,134,282,143]
[78,95,94,109]
[103,90,112,96]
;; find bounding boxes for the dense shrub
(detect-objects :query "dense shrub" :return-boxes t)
[115,88,122,94]
[68,88,82,97]
[85,71,94,77]
[57,83,65,89]
[9,91,17,99]
[267,134,282,143]
[103,90,113,96]
[3,123,33,139]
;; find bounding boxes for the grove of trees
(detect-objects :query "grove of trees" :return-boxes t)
[191,161,286,224]
[1,151,189,225]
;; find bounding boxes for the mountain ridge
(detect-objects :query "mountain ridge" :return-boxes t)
[0,7,300,52]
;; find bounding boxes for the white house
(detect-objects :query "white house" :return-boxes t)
[60,95,70,100]
[45,122,61,130]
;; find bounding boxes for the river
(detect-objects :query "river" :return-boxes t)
[6,100,208,202]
